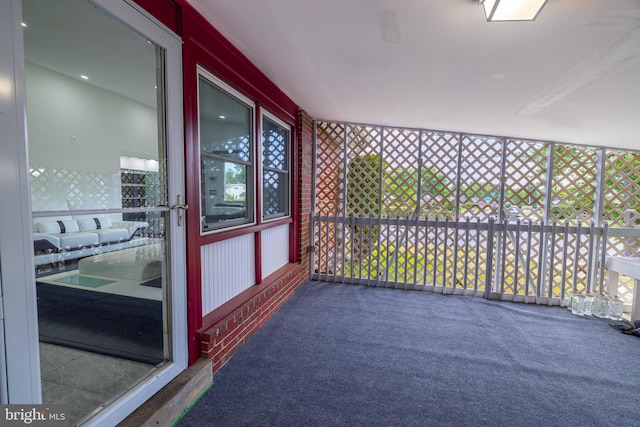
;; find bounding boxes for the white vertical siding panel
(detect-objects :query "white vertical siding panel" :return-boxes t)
[261,224,289,278]
[201,234,255,315]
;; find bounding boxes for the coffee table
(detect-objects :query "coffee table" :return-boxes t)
[78,242,163,282]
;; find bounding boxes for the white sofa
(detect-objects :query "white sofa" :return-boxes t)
[33,213,149,267]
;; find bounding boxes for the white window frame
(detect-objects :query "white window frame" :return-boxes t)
[260,110,291,222]
[197,66,257,234]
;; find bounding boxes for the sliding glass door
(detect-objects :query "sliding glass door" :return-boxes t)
[0,0,186,424]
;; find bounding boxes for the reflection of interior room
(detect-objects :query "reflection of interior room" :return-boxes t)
[28,60,163,294]
[24,1,166,421]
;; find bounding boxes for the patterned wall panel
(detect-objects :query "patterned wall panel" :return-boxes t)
[420,132,458,218]
[261,224,289,278]
[316,122,345,214]
[201,234,255,315]
[459,135,503,219]
[549,145,596,224]
[30,166,121,211]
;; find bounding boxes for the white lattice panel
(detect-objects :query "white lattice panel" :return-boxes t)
[459,135,502,218]
[603,151,640,293]
[381,128,420,216]
[30,166,121,211]
[504,140,547,220]
[316,122,345,214]
[549,145,596,225]
[346,125,382,217]
[420,132,458,217]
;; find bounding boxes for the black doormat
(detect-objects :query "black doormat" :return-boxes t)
[36,282,163,365]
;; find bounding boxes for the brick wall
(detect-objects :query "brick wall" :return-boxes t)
[199,109,314,373]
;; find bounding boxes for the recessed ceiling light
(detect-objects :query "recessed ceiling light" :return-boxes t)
[80,75,89,80]
[480,0,548,22]
[219,115,226,119]
[21,22,27,27]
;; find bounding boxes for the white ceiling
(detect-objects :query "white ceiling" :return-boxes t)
[187,0,640,151]
[23,0,158,108]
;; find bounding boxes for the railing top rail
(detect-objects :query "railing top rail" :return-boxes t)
[311,214,621,235]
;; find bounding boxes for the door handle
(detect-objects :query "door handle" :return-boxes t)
[170,195,189,226]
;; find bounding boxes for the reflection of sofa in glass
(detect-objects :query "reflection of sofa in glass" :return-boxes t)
[205,202,246,222]
[33,213,148,267]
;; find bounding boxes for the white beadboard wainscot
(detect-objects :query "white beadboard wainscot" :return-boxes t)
[201,233,255,314]
[261,224,289,278]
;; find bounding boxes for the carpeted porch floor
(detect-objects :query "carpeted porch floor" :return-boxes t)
[177,280,640,426]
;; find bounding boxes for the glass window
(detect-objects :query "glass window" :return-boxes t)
[262,114,290,219]
[198,71,254,232]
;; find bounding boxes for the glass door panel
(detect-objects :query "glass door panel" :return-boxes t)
[23,0,171,423]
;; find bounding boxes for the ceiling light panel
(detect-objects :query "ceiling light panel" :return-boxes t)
[482,0,548,22]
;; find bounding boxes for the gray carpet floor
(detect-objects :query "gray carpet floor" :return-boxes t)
[178,280,640,426]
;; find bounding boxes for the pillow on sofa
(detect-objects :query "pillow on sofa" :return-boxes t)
[77,217,113,231]
[37,219,80,234]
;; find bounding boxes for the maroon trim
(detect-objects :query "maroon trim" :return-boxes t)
[137,0,303,365]
[201,217,292,245]
[291,116,300,263]
[181,25,204,365]
[255,104,263,284]
[134,0,181,35]
[254,232,262,285]
[178,3,299,364]
[255,103,263,224]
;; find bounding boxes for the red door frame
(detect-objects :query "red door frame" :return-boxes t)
[136,0,300,364]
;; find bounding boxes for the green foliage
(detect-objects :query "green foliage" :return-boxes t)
[224,164,244,184]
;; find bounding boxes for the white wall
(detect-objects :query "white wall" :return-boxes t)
[201,234,256,314]
[25,62,157,210]
[261,224,289,278]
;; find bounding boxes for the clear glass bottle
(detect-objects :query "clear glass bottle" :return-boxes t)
[583,293,594,316]
[566,290,576,310]
[571,293,585,316]
[607,295,624,321]
[593,293,609,318]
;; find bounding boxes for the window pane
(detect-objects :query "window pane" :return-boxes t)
[262,116,289,219]
[199,73,254,232]
[199,76,252,163]
[263,117,289,170]
[201,157,250,229]
[263,170,288,218]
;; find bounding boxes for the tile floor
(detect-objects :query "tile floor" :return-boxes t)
[40,343,155,426]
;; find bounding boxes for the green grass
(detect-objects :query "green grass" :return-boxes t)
[321,240,590,298]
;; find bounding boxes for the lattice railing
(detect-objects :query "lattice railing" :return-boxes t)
[602,151,640,304]
[381,128,420,216]
[313,120,640,310]
[549,145,597,225]
[315,122,637,235]
[312,214,605,304]
[504,140,547,218]
[420,132,458,218]
[316,122,345,214]
[459,135,502,219]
